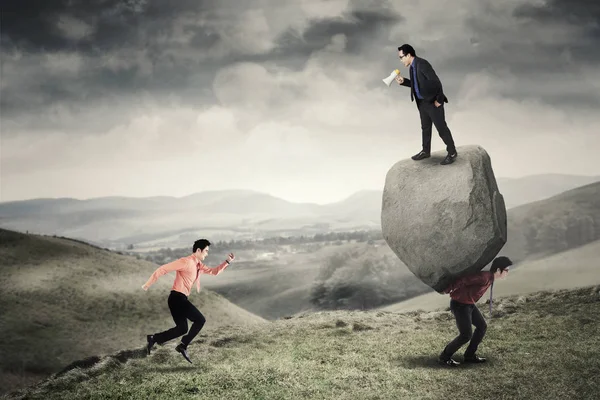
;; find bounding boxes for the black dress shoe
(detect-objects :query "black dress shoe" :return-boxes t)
[412,151,431,160]
[176,343,192,364]
[438,357,460,367]
[146,335,156,355]
[440,152,457,165]
[464,354,486,363]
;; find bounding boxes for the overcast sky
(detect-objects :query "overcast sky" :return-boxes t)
[1,0,599,204]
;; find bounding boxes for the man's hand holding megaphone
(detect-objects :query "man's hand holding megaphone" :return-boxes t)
[395,74,404,84]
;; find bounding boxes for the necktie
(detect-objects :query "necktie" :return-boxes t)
[194,265,200,293]
[489,281,494,317]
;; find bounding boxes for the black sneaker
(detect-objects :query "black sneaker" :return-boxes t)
[176,343,192,364]
[440,152,457,165]
[411,151,431,160]
[438,357,460,367]
[464,354,486,363]
[146,335,156,355]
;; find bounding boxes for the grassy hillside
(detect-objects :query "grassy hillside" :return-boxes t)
[496,173,600,208]
[381,239,600,313]
[0,229,266,395]
[3,286,599,400]
[503,181,600,262]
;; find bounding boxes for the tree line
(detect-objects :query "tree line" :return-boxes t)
[126,229,384,264]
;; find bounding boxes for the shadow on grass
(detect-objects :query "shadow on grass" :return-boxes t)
[396,355,492,369]
[397,355,444,369]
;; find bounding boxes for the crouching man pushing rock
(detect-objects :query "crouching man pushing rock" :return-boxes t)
[439,256,512,366]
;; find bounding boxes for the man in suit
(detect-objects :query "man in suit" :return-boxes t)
[395,44,458,165]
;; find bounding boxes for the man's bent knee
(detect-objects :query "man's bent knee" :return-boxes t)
[176,324,188,336]
[192,314,206,325]
[458,332,472,343]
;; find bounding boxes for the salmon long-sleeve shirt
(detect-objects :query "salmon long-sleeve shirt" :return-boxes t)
[442,271,494,304]
[143,254,229,296]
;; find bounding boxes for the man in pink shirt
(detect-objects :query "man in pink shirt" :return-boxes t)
[142,238,235,363]
[438,256,512,367]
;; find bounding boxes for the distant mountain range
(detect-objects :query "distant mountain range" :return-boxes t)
[0,173,598,249]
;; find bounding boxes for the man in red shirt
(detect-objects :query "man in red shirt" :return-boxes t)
[142,238,235,363]
[438,256,512,366]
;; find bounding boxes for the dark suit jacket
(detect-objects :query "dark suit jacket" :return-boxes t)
[400,56,448,104]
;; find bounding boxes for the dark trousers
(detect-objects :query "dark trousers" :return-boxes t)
[416,99,456,154]
[153,290,206,348]
[441,300,487,360]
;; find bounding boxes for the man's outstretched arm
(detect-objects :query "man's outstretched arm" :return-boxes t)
[198,261,229,276]
[142,258,187,290]
[199,253,235,276]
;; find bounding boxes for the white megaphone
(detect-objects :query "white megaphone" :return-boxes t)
[382,69,400,86]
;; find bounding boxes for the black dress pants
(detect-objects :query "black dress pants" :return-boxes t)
[416,99,456,155]
[153,290,206,348]
[441,300,487,360]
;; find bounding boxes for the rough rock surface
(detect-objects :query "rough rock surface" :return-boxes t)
[381,145,507,293]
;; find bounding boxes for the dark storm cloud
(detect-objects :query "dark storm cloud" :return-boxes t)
[0,0,226,132]
[425,0,600,76]
[274,10,403,58]
[0,0,214,53]
[1,1,400,62]
[419,0,600,108]
[0,1,404,133]
[514,0,600,26]
[3,0,599,135]
[512,0,600,63]
[199,8,403,74]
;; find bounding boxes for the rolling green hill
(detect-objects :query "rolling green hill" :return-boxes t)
[381,239,600,313]
[1,180,599,396]
[0,229,265,395]
[2,286,599,400]
[503,180,600,263]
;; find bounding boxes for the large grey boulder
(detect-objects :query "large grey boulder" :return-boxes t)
[381,145,507,293]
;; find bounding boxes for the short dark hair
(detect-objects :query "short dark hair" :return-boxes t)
[193,239,211,253]
[490,256,513,273]
[398,44,416,57]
